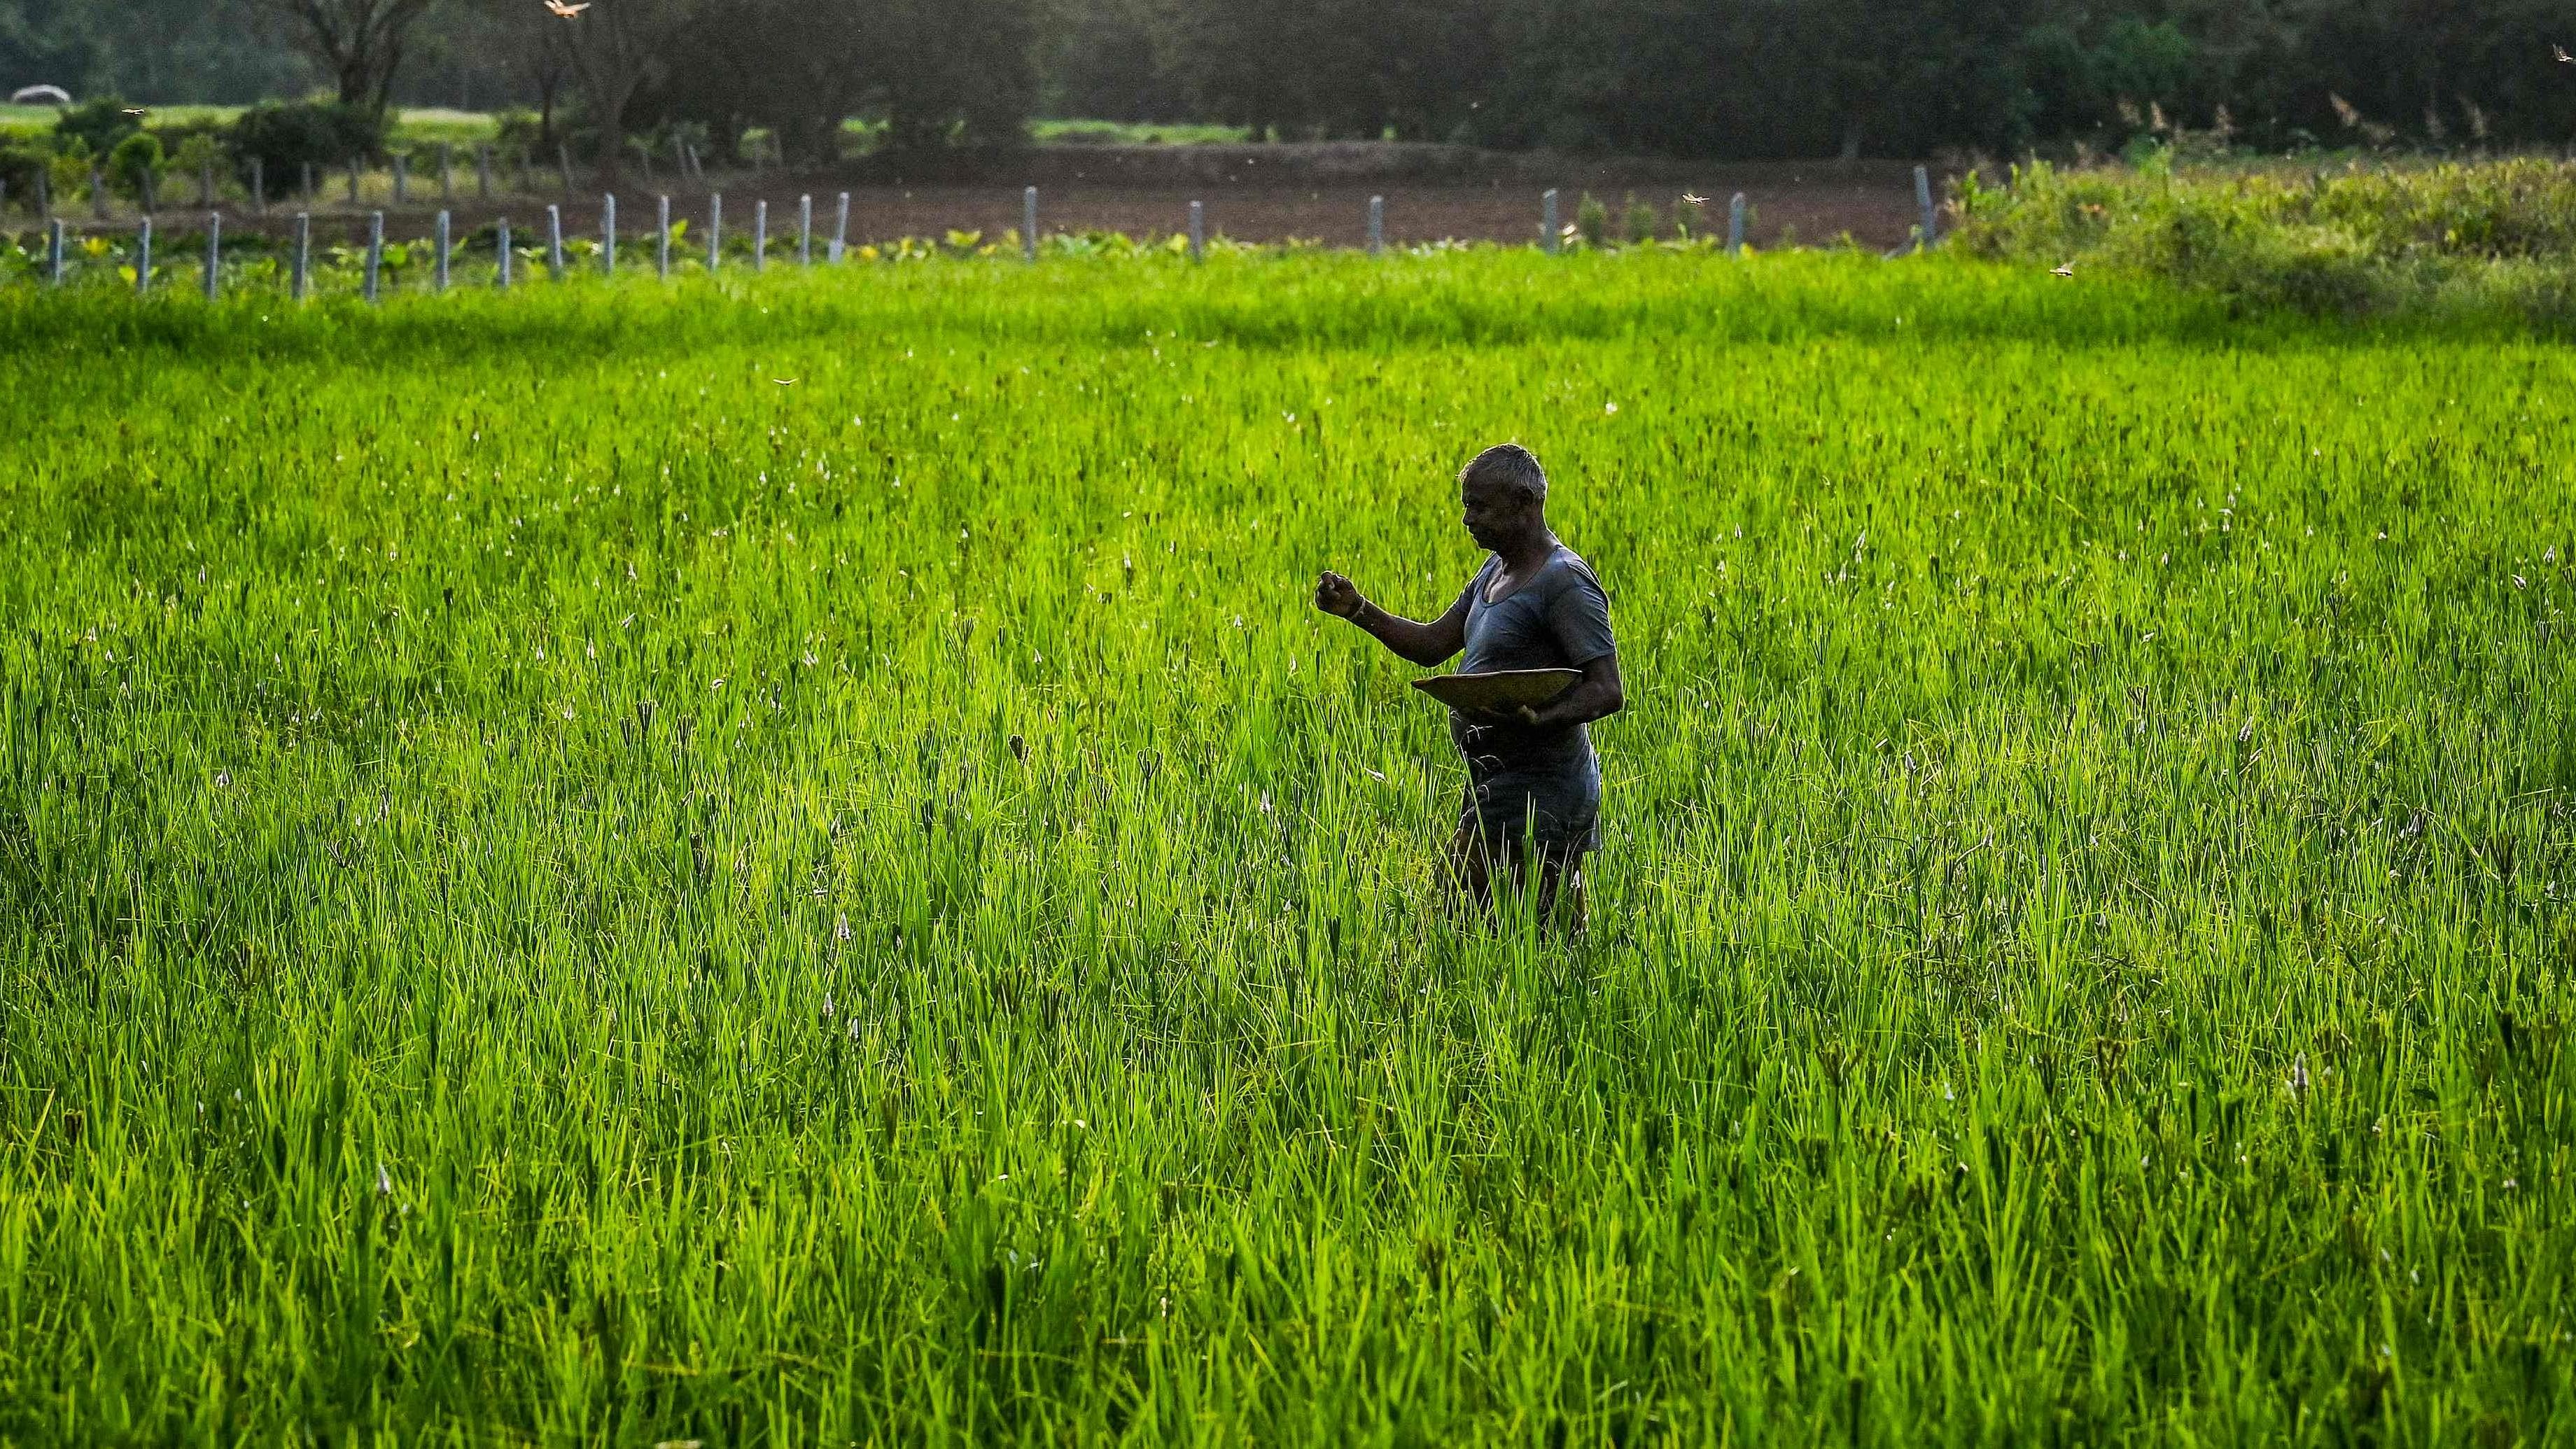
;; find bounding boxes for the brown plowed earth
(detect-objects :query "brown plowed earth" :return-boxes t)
[28,149,1942,252]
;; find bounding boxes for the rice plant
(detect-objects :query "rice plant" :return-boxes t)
[0,250,2569,1444]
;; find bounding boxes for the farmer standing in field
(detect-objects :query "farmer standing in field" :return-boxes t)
[1313,443,1623,922]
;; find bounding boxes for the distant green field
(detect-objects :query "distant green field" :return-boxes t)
[2,253,2572,1443]
[1,105,1241,148]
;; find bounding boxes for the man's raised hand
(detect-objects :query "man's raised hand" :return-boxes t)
[1314,571,1364,619]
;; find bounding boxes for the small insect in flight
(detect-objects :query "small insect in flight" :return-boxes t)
[2556,43,2573,63]
[543,0,589,17]
[1681,193,1708,206]
[772,378,797,386]
[121,107,148,118]
[2051,262,2076,278]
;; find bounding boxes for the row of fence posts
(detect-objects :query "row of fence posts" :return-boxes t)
[28,168,1943,299]
[9,164,1942,250]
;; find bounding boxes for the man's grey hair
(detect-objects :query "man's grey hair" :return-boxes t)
[1460,442,1546,502]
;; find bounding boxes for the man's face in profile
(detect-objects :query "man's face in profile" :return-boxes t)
[1460,478,1532,552]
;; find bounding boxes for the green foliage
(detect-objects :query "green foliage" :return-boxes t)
[0,253,2570,1442]
[490,111,547,162]
[1954,157,2576,321]
[1620,192,1658,245]
[45,134,90,198]
[1574,191,1607,248]
[51,95,139,157]
[0,139,46,199]
[104,130,162,200]
[227,101,386,179]
[167,130,222,183]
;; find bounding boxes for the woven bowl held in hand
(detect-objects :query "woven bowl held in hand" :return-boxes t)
[1410,668,1581,711]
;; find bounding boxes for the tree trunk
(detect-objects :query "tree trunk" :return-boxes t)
[596,85,631,186]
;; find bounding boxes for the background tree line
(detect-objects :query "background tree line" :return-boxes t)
[9,0,2576,161]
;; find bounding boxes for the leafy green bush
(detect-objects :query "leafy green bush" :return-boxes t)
[491,111,543,154]
[227,100,385,181]
[1621,192,1658,244]
[52,97,141,158]
[106,132,162,202]
[1952,157,2576,320]
[0,140,48,201]
[1574,192,1607,248]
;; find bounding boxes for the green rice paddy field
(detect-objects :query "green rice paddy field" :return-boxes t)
[2,253,2573,1444]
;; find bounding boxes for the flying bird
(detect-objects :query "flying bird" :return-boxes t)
[2050,262,2076,277]
[2556,43,2573,62]
[1681,193,1708,206]
[543,0,589,16]
[773,378,797,386]
[120,106,148,118]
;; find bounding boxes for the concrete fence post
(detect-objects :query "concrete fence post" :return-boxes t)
[546,204,564,280]
[1542,188,1559,253]
[1914,164,1937,251]
[1368,194,1383,255]
[134,217,150,293]
[799,192,811,266]
[831,191,848,262]
[657,194,671,280]
[1188,199,1203,262]
[753,199,766,273]
[1727,192,1746,257]
[708,192,722,272]
[290,212,309,300]
[602,193,617,277]
[48,219,65,285]
[203,212,220,300]
[1023,185,1037,260]
[497,218,512,289]
[364,211,383,302]
[391,153,407,204]
[435,209,451,293]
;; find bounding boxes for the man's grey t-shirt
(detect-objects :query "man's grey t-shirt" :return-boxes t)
[1447,546,1616,847]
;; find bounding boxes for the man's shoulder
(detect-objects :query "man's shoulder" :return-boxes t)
[1543,546,1609,599]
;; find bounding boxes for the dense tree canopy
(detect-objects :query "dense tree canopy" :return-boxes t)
[8,0,2576,158]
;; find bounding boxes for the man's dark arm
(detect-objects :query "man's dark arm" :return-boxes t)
[1315,570,1468,666]
[1517,652,1623,729]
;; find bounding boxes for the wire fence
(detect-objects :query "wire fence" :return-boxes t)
[0,169,1943,300]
